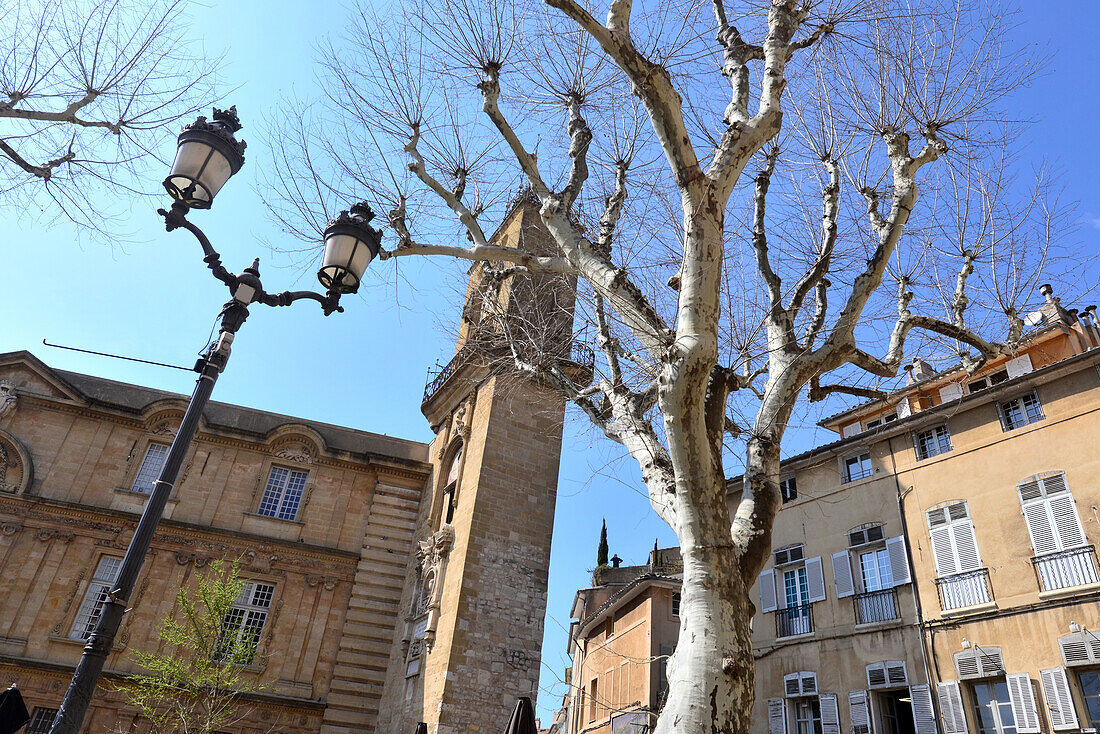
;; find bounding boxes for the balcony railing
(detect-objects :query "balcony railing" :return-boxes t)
[775,603,814,638]
[935,568,993,611]
[854,588,899,624]
[1032,545,1100,591]
[423,338,596,406]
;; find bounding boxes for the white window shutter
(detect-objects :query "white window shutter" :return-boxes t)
[801,672,819,695]
[886,536,912,585]
[929,526,958,577]
[952,522,982,573]
[886,661,909,686]
[898,399,912,418]
[833,551,855,598]
[867,663,887,689]
[769,699,788,734]
[910,685,937,734]
[937,681,968,734]
[1039,668,1079,731]
[760,571,778,613]
[1049,493,1087,549]
[806,557,827,603]
[1005,354,1034,379]
[820,693,840,734]
[1006,673,1041,733]
[849,691,871,734]
[1022,502,1059,556]
[939,383,964,403]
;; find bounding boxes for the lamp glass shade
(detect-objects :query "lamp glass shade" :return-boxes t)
[319,230,376,294]
[163,127,243,209]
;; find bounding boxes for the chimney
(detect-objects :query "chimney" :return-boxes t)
[907,358,935,383]
[1040,283,1055,304]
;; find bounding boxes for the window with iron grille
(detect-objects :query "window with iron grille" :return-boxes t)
[27,708,57,734]
[70,556,122,640]
[915,425,952,460]
[131,443,169,493]
[843,453,873,483]
[998,392,1044,431]
[213,582,274,664]
[257,466,308,520]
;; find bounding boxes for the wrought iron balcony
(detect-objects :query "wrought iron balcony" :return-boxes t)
[1032,545,1100,592]
[854,588,899,624]
[935,568,993,611]
[422,337,596,406]
[775,603,814,638]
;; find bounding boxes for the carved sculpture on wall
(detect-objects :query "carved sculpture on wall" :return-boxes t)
[0,432,29,494]
[0,381,16,418]
[414,525,455,648]
[273,440,314,464]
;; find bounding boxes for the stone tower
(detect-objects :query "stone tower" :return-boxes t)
[376,194,579,733]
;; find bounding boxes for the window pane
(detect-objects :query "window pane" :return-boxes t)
[277,470,307,519]
[131,443,169,493]
[1081,672,1100,729]
[27,708,58,734]
[70,557,122,640]
[257,467,289,517]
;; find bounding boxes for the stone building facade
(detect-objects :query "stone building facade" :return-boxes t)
[0,350,432,733]
[564,287,1100,734]
[0,197,576,734]
[377,196,580,733]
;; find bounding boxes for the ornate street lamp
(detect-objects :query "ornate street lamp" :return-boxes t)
[163,106,247,209]
[50,107,380,734]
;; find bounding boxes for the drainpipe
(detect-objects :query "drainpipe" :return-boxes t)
[886,435,939,690]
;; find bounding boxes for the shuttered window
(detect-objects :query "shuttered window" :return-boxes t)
[832,552,855,599]
[768,699,788,734]
[1039,668,1079,731]
[927,503,982,577]
[759,570,778,613]
[1019,473,1098,589]
[1006,674,1041,733]
[910,685,938,734]
[849,691,871,734]
[1017,474,1087,554]
[937,681,968,734]
[820,693,840,734]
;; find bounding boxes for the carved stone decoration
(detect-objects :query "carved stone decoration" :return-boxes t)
[34,528,74,543]
[274,442,313,464]
[0,523,19,536]
[150,421,177,437]
[52,565,88,635]
[0,381,17,418]
[0,431,28,494]
[414,525,455,648]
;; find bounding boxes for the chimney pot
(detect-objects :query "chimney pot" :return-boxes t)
[1040,283,1054,303]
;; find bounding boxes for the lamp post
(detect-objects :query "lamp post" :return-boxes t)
[49,106,382,734]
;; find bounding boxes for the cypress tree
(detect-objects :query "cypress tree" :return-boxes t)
[597,519,609,568]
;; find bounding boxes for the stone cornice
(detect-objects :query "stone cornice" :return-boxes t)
[19,394,431,479]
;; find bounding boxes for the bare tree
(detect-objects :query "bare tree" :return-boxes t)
[0,0,217,235]
[265,0,1070,730]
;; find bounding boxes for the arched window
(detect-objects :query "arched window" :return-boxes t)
[439,444,463,527]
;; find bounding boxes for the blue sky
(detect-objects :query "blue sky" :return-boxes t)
[1,0,1097,723]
